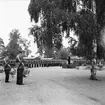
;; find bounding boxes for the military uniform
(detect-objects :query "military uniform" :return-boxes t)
[16,52,24,85]
[68,56,71,65]
[4,57,11,83]
[16,62,24,85]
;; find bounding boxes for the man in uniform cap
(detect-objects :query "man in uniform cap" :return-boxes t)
[16,51,24,85]
[4,55,11,83]
[68,55,71,65]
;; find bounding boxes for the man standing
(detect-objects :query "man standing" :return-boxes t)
[16,51,24,85]
[4,56,11,83]
[68,55,71,65]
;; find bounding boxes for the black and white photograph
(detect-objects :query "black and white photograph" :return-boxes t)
[0,0,105,105]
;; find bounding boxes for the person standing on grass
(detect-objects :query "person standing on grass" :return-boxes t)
[4,55,11,83]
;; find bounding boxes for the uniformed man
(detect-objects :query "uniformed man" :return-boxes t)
[4,56,11,83]
[68,55,71,65]
[17,62,24,85]
[16,51,24,85]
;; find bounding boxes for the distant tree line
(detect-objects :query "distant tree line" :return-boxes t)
[0,29,31,59]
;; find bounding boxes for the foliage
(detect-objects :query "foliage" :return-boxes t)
[53,34,63,51]
[0,38,5,48]
[2,29,31,59]
[28,0,105,60]
[29,25,45,56]
[5,29,21,59]
[74,9,96,59]
[28,0,77,57]
[79,0,105,59]
[0,38,5,57]
[53,47,69,60]
[19,38,31,57]
[29,25,62,57]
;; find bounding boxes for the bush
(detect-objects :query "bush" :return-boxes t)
[56,48,69,60]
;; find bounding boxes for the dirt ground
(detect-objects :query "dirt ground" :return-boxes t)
[0,66,105,105]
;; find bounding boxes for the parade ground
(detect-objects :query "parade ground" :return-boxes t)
[0,67,105,105]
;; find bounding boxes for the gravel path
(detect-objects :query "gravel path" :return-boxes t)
[0,67,105,105]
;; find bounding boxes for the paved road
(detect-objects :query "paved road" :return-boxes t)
[0,67,105,105]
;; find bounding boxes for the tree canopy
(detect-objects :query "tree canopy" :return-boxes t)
[28,0,105,59]
[0,38,5,57]
[2,29,31,59]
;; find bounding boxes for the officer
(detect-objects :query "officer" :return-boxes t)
[16,51,24,85]
[4,55,11,83]
[68,55,71,65]
[17,62,24,85]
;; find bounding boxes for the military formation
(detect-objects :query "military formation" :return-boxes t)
[1,53,102,84]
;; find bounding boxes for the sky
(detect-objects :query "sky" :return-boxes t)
[0,0,70,56]
[0,0,38,55]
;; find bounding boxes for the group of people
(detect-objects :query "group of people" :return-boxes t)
[3,51,24,85]
[3,54,71,85]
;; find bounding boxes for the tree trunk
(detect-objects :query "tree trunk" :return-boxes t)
[90,66,97,80]
[90,59,100,80]
[45,11,53,58]
[44,46,53,58]
[89,0,99,80]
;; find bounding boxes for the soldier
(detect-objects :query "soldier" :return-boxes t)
[4,55,11,83]
[17,62,24,85]
[68,55,71,65]
[16,51,24,85]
